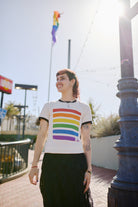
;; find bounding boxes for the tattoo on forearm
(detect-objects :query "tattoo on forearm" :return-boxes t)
[83,139,91,151]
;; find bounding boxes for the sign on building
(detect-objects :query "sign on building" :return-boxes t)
[0,75,13,94]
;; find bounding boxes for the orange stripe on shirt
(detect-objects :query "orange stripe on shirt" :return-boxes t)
[53,113,80,121]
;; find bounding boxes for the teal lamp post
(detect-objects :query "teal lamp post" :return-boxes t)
[108,1,138,206]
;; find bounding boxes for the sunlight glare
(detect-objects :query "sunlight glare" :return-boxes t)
[95,0,125,34]
[117,1,125,17]
[100,0,125,19]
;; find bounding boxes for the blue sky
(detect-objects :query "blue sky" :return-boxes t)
[0,0,138,117]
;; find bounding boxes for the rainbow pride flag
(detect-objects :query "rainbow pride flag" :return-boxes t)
[53,108,81,141]
[51,11,60,44]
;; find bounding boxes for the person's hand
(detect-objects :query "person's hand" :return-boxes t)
[28,167,39,185]
[83,171,91,193]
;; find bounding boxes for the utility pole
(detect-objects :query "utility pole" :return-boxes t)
[68,39,71,69]
[108,1,138,206]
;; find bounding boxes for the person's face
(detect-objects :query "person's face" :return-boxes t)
[56,73,74,93]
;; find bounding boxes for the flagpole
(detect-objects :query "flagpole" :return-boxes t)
[48,11,61,102]
[48,42,53,102]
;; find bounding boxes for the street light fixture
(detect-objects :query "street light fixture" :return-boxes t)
[15,84,38,139]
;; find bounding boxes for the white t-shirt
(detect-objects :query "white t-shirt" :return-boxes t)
[39,100,92,154]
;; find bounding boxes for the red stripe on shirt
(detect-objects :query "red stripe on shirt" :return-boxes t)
[53,108,81,116]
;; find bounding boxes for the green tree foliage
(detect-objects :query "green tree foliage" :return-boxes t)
[35,117,40,126]
[4,102,20,131]
[91,114,120,138]
[88,99,100,124]
[5,102,20,118]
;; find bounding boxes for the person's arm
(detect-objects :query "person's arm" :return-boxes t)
[29,119,49,185]
[81,123,92,193]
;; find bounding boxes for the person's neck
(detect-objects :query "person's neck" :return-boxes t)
[61,93,76,102]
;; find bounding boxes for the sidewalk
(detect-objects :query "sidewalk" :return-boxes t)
[0,150,116,207]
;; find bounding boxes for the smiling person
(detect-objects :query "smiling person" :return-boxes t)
[29,68,93,207]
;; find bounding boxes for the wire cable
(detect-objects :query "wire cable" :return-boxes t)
[73,0,102,71]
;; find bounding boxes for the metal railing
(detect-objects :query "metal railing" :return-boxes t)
[0,139,31,183]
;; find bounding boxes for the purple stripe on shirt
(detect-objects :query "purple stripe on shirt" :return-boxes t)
[53,135,75,141]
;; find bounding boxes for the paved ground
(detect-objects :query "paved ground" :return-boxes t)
[0,150,116,207]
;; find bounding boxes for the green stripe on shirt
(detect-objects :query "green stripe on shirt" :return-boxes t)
[53,123,79,131]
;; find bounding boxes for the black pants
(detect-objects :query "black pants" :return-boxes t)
[40,153,93,207]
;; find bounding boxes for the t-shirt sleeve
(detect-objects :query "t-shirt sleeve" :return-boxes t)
[39,103,50,122]
[81,104,92,125]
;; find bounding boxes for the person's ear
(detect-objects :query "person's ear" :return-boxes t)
[71,79,75,87]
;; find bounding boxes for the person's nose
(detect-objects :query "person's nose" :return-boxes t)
[56,80,61,86]
[57,79,62,83]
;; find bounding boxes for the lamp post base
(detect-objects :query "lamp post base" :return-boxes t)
[108,187,138,207]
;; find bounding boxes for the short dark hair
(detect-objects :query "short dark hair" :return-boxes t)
[56,69,80,98]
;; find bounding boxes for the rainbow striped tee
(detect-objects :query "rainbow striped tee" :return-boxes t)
[39,100,92,153]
